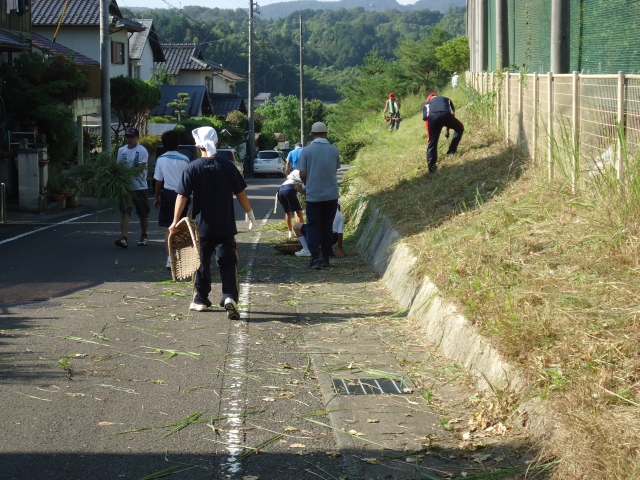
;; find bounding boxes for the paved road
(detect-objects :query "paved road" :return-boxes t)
[0,172,537,479]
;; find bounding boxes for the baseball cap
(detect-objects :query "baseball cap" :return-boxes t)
[426,93,437,101]
[389,92,395,98]
[295,142,302,147]
[125,126,139,137]
[311,122,328,133]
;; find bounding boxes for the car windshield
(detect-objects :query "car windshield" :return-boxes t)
[257,151,279,159]
[216,151,233,162]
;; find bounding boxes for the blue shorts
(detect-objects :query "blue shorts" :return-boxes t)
[158,189,189,228]
[278,184,302,214]
[301,224,338,245]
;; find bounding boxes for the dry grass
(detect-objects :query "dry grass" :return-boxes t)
[347,87,640,479]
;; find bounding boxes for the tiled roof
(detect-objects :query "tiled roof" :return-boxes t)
[129,19,165,62]
[0,33,29,51]
[161,43,223,75]
[210,93,246,117]
[32,0,122,26]
[32,33,100,66]
[150,85,211,118]
[218,70,244,82]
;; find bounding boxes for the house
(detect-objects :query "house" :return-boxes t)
[160,43,243,94]
[128,19,165,81]
[0,0,31,62]
[209,93,247,118]
[253,92,272,107]
[31,0,145,79]
[150,85,212,118]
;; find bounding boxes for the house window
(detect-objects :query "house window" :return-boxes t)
[133,66,141,79]
[111,42,125,64]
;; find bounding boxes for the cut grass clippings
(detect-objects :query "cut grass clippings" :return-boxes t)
[346,84,640,479]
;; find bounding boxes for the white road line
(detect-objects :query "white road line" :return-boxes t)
[0,209,110,246]
[219,209,272,477]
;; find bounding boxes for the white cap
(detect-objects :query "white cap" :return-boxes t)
[192,127,218,157]
[311,122,328,133]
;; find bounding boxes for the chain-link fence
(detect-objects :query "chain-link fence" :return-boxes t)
[467,71,639,190]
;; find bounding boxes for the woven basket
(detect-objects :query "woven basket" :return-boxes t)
[168,217,201,281]
[274,242,302,254]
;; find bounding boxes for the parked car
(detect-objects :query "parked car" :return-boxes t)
[216,147,245,178]
[254,150,286,177]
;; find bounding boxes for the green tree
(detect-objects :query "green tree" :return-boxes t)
[436,35,470,74]
[166,93,190,121]
[257,95,302,144]
[153,64,173,85]
[0,51,89,163]
[110,76,162,142]
[395,27,450,91]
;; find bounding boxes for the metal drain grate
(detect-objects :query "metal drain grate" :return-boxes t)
[0,300,62,310]
[332,378,412,395]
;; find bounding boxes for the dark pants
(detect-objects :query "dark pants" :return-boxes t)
[427,113,464,173]
[194,236,238,307]
[305,199,338,261]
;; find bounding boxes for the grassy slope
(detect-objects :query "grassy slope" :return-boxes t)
[348,86,640,479]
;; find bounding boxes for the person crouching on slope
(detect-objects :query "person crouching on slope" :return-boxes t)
[422,93,464,174]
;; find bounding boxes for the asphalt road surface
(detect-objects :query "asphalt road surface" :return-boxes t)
[0,172,538,480]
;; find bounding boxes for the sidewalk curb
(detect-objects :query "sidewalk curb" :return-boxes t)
[353,198,517,393]
[348,194,557,443]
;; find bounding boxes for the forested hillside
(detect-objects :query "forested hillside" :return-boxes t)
[121,5,465,101]
[259,0,465,19]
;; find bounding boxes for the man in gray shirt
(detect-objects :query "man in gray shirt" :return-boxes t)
[298,122,340,269]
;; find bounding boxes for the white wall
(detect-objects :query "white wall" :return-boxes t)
[212,75,235,93]
[175,70,208,86]
[135,42,155,81]
[33,26,130,78]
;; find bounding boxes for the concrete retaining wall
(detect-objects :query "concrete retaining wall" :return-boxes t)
[356,202,518,392]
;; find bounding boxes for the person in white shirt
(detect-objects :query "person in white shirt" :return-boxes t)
[153,129,191,269]
[451,72,459,88]
[115,127,150,248]
[277,169,305,238]
[293,199,345,258]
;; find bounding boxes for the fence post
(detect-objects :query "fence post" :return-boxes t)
[533,72,538,162]
[548,72,554,180]
[518,71,523,147]
[505,72,510,144]
[617,71,626,182]
[0,183,5,224]
[571,70,580,193]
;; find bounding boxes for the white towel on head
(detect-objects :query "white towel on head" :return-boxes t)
[192,127,218,157]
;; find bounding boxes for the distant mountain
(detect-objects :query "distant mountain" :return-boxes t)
[259,0,465,19]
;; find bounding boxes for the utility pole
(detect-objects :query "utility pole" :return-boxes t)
[247,0,255,177]
[100,0,111,155]
[299,15,305,146]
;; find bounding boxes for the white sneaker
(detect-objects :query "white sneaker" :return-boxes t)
[165,257,171,270]
[224,298,240,320]
[295,248,311,257]
[190,302,209,312]
[288,230,293,239]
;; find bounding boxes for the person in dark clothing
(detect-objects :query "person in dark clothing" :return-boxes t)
[169,127,256,319]
[422,93,464,173]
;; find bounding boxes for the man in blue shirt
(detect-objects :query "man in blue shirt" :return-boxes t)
[285,142,303,174]
[297,122,340,270]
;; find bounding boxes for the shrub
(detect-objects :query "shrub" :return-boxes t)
[148,116,170,124]
[139,134,162,156]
